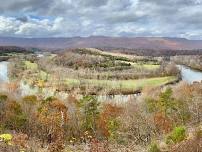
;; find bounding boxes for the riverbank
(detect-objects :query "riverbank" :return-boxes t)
[0,56,9,62]
[178,63,202,72]
[177,65,202,83]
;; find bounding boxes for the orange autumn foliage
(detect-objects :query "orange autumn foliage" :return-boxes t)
[154,112,173,134]
[12,133,28,149]
[98,103,122,138]
[37,99,68,150]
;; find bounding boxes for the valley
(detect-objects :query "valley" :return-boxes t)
[1,48,180,96]
[0,47,201,152]
[1,1,202,151]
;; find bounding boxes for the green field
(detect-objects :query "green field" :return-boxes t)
[120,61,160,70]
[131,63,160,70]
[24,61,38,70]
[66,76,177,90]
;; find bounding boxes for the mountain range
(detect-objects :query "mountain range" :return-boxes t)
[0,36,202,50]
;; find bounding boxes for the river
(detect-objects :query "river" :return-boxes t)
[0,61,9,83]
[177,65,202,83]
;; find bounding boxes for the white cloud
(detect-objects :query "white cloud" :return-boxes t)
[0,0,202,39]
[0,16,19,34]
[0,15,80,37]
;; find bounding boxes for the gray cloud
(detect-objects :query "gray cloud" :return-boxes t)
[77,0,108,7]
[0,0,202,39]
[16,16,28,23]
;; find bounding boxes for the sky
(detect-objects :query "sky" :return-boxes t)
[0,0,202,39]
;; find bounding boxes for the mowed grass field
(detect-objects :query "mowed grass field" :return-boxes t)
[66,76,177,90]
[120,61,160,70]
[130,63,160,70]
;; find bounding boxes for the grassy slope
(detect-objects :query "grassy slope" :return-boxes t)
[121,61,160,70]
[87,48,160,70]
[66,76,177,90]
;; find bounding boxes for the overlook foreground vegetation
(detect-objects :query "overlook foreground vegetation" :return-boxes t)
[0,47,201,152]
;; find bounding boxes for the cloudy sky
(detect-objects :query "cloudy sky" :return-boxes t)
[0,0,202,39]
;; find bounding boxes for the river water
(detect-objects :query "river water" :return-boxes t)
[177,65,202,83]
[0,61,202,102]
[0,61,9,83]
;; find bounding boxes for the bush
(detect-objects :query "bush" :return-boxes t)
[195,127,202,139]
[0,94,8,102]
[148,142,161,152]
[4,101,27,130]
[166,126,186,144]
[145,98,157,113]
[98,103,122,140]
[0,134,13,143]
[79,96,100,134]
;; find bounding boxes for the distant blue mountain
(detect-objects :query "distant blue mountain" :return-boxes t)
[0,36,202,50]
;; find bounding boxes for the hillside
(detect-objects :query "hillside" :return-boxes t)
[1,36,202,50]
